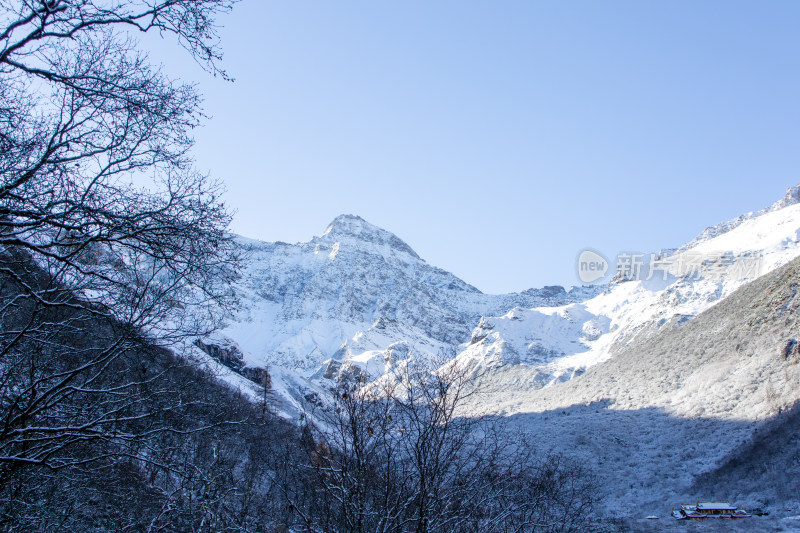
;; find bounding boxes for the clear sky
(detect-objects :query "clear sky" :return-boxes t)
[145,1,800,293]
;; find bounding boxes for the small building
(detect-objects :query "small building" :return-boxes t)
[672,500,751,520]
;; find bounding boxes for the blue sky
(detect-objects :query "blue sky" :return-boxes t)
[147,1,800,293]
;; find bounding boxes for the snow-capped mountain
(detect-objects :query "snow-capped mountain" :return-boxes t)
[210,214,599,385]
[186,186,800,520]
[202,186,800,404]
[196,186,800,426]
[437,185,800,516]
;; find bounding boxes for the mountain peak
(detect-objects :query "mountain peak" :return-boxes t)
[319,214,421,259]
[322,214,371,236]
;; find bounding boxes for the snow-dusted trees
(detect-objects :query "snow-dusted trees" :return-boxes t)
[0,0,241,527]
[0,0,240,338]
[285,363,599,533]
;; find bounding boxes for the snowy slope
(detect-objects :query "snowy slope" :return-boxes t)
[679,183,800,251]
[454,189,800,387]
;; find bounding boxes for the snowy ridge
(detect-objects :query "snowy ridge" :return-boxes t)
[680,184,800,252]
[438,185,800,516]
[454,187,800,387]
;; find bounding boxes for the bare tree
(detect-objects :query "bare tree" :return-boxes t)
[0,0,243,527]
[0,0,239,338]
[286,362,600,533]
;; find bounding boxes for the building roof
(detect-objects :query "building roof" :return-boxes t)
[696,502,737,511]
